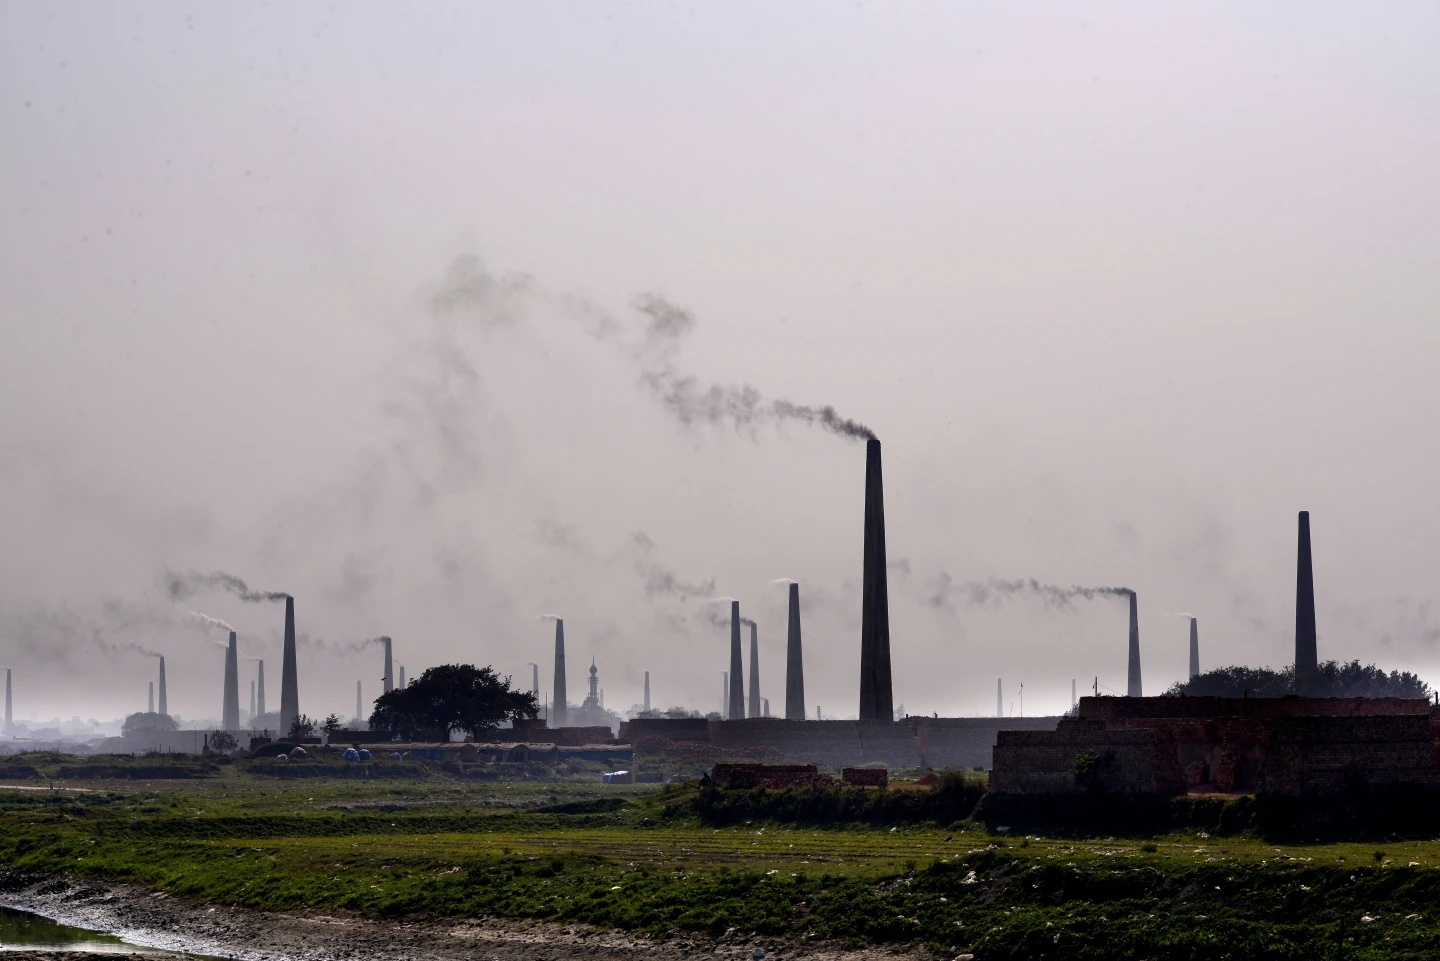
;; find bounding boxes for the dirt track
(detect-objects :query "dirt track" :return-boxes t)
[0,874,933,961]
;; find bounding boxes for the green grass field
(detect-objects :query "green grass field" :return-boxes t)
[3,759,1440,959]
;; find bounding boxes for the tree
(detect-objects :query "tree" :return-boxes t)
[322,713,344,737]
[368,664,537,741]
[208,730,238,753]
[1164,660,1430,699]
[122,712,179,737]
[287,713,317,740]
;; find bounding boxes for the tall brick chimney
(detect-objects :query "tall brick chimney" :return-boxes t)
[355,680,362,723]
[1126,591,1142,697]
[996,678,1002,718]
[747,621,761,719]
[256,660,266,717]
[784,583,806,720]
[222,632,240,730]
[1295,511,1318,695]
[381,637,394,695]
[552,618,568,726]
[157,656,168,716]
[728,601,746,719]
[250,680,256,722]
[148,681,154,715]
[859,438,894,721]
[3,668,10,731]
[279,596,299,736]
[1189,617,1200,680]
[643,670,650,713]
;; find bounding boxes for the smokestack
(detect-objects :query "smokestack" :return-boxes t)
[1126,591,1142,697]
[1071,678,1077,710]
[399,665,406,689]
[222,632,240,731]
[257,660,266,717]
[1189,618,1200,680]
[158,656,168,716]
[355,680,362,724]
[747,621,761,720]
[858,438,894,721]
[279,596,299,737]
[785,582,805,720]
[250,680,256,722]
[381,637,394,695]
[1295,511,1318,695]
[728,601,745,719]
[4,668,11,732]
[643,671,650,713]
[552,619,568,726]
[996,678,1002,719]
[531,663,539,697]
[762,697,770,717]
[148,681,154,715]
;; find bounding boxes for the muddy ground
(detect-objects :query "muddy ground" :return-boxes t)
[0,874,934,961]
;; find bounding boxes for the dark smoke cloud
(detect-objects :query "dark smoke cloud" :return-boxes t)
[631,532,717,604]
[925,575,1133,615]
[164,571,289,604]
[0,603,167,665]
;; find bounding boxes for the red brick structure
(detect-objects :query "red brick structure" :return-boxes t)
[711,763,826,789]
[992,696,1440,796]
[842,767,889,788]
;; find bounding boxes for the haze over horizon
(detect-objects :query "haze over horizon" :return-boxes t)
[3,3,1440,725]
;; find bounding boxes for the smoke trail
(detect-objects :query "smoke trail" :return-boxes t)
[537,613,562,622]
[1168,611,1197,619]
[164,571,289,603]
[770,577,798,586]
[186,611,235,634]
[926,575,1132,614]
[632,532,718,604]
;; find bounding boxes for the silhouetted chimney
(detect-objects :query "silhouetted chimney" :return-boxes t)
[381,637,394,695]
[643,670,650,713]
[1295,511,1318,695]
[859,438,893,721]
[552,619,568,726]
[1126,591,1142,697]
[148,681,154,715]
[158,656,168,716]
[4,668,11,731]
[747,621,761,720]
[355,680,362,724]
[399,665,406,689]
[279,596,299,736]
[784,583,805,720]
[222,632,240,730]
[256,660,266,717]
[250,680,256,722]
[531,663,539,696]
[1071,678,1077,710]
[996,678,1002,719]
[728,601,745,719]
[1189,617,1200,680]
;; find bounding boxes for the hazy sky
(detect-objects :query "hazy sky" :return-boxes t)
[3,2,1439,725]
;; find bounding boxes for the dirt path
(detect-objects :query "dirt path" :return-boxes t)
[0,874,934,961]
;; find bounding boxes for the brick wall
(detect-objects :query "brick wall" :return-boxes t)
[842,767,889,787]
[1079,696,1430,721]
[618,718,711,742]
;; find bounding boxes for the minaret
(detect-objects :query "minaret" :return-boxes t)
[552,619,568,726]
[222,631,240,730]
[728,601,745,719]
[279,596,299,736]
[747,621,761,720]
[784,582,806,720]
[257,660,266,717]
[1189,618,1200,680]
[148,681,154,714]
[858,438,894,720]
[381,637,394,695]
[1125,591,1142,697]
[643,671,651,712]
[157,656,168,716]
[1295,511,1318,695]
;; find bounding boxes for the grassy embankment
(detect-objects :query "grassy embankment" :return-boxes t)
[2,760,1440,959]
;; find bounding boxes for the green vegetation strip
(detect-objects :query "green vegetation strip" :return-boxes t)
[3,772,1440,959]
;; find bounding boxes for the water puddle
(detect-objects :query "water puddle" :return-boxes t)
[0,906,215,956]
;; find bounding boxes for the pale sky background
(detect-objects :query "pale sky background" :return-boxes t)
[2,2,1439,726]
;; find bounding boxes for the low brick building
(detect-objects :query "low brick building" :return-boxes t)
[992,696,1440,796]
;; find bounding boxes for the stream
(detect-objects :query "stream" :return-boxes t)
[0,906,214,956]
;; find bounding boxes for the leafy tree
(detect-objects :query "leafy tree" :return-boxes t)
[287,713,317,740]
[322,713,344,737]
[368,664,537,741]
[1164,660,1430,699]
[208,730,238,753]
[663,706,703,719]
[122,712,179,736]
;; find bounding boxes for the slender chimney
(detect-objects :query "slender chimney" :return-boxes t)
[158,656,168,716]
[728,601,745,719]
[399,665,406,689]
[858,438,894,721]
[1189,617,1200,680]
[1295,511,1318,695]
[257,660,266,718]
[531,663,539,697]
[643,671,650,713]
[355,680,362,724]
[762,697,770,717]
[279,596,299,736]
[1126,591,1142,697]
[747,621,761,719]
[785,582,806,720]
[4,668,11,732]
[148,681,154,714]
[250,680,256,723]
[222,631,240,730]
[996,678,1002,719]
[381,637,394,695]
[1071,678,1077,710]
[552,619,568,726]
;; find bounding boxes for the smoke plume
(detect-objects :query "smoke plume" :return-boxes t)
[164,571,289,603]
[925,575,1133,614]
[632,532,717,604]
[186,611,235,634]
